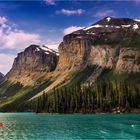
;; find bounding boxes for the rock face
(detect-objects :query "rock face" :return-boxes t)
[0,72,4,83]
[56,17,140,74]
[6,45,59,83]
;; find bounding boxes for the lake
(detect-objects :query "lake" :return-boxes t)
[0,113,140,140]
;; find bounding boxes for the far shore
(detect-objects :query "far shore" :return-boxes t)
[36,109,140,114]
[1,108,140,114]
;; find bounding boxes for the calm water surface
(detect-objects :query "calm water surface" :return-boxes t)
[0,113,140,140]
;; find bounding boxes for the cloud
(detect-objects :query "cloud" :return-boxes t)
[95,9,115,18]
[0,53,15,74]
[43,0,55,5]
[0,16,7,24]
[0,15,61,74]
[44,39,61,50]
[46,43,60,51]
[0,16,42,51]
[0,16,43,74]
[1,31,41,50]
[58,9,85,16]
[63,26,84,35]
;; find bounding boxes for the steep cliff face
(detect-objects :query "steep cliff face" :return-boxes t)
[116,48,140,73]
[6,45,59,84]
[57,17,140,75]
[57,39,91,71]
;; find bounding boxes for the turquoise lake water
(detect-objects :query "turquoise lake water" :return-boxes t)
[0,113,140,140]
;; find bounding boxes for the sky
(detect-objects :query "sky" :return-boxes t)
[0,0,140,74]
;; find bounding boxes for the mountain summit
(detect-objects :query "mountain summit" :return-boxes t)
[66,17,140,38]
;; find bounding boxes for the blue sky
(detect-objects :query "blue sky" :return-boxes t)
[0,0,140,74]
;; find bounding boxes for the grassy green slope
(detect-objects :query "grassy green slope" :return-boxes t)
[0,78,53,111]
[0,66,140,112]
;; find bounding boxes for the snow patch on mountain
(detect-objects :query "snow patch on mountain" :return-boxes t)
[86,32,95,35]
[134,19,140,22]
[106,17,111,22]
[35,45,59,55]
[83,24,103,30]
[121,25,131,28]
[133,24,139,30]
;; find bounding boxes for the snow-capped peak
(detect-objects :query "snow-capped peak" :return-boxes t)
[106,17,111,22]
[35,45,59,56]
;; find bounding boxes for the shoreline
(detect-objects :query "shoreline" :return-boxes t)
[36,107,140,114]
[1,108,140,114]
[1,112,140,114]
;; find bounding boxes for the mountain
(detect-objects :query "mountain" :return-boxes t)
[0,17,140,112]
[57,17,140,73]
[0,72,4,83]
[6,44,59,85]
[0,45,59,110]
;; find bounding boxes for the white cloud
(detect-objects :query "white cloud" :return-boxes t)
[0,15,61,74]
[0,16,7,24]
[58,9,85,16]
[95,9,114,18]
[0,16,42,51]
[43,0,55,5]
[1,31,41,50]
[63,26,84,35]
[0,53,15,74]
[46,43,59,51]
[0,16,43,74]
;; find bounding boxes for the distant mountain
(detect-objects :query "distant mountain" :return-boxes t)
[0,72,4,83]
[0,17,140,112]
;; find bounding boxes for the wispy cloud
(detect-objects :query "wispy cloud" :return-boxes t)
[0,16,42,50]
[0,15,62,73]
[0,53,15,74]
[46,43,60,51]
[64,26,84,35]
[0,15,43,74]
[0,16,7,24]
[43,0,56,5]
[44,39,61,50]
[57,9,85,16]
[95,9,115,18]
